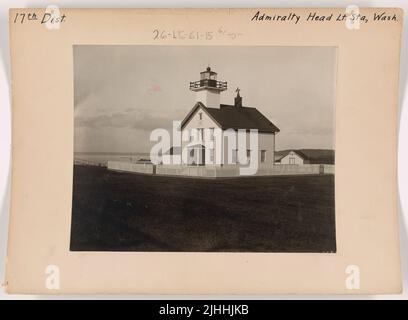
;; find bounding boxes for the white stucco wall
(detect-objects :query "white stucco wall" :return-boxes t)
[182,105,219,133]
[180,105,276,166]
[257,133,275,166]
[221,131,275,166]
[279,151,305,165]
[181,105,220,165]
[195,89,221,108]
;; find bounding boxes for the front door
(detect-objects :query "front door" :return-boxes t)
[200,146,205,166]
[188,146,205,166]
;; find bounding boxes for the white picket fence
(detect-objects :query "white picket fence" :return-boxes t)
[157,164,334,177]
[107,161,334,177]
[107,161,154,174]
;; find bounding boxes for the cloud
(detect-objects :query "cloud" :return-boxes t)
[75,109,174,131]
[73,46,336,152]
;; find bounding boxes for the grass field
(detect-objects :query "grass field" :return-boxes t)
[70,165,336,252]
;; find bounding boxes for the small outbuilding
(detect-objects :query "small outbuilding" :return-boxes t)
[275,150,309,165]
[275,149,335,165]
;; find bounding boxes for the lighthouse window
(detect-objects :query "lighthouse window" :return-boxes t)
[261,150,266,162]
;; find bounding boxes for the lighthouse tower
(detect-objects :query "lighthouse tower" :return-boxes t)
[189,67,227,108]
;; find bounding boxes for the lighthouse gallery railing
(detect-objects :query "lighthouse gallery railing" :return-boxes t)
[189,79,227,90]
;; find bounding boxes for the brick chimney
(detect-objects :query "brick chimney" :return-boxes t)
[234,87,242,107]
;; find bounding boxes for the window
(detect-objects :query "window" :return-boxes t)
[209,149,215,163]
[198,128,204,141]
[289,157,296,165]
[232,149,238,164]
[261,150,266,163]
[209,128,214,140]
[199,112,203,120]
[246,149,251,158]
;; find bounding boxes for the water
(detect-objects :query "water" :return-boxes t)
[74,152,150,166]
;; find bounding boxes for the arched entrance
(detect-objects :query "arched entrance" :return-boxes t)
[187,144,206,166]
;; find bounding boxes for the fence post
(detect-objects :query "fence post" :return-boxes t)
[319,164,324,174]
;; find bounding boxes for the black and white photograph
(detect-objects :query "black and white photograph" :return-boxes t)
[71,45,337,252]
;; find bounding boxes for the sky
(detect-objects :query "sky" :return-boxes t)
[74,45,337,153]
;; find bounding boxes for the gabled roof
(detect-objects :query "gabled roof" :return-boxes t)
[164,146,182,155]
[180,102,222,129]
[275,150,308,161]
[275,149,335,164]
[181,102,280,134]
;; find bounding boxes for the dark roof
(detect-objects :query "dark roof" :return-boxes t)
[181,102,279,133]
[164,146,182,155]
[275,149,335,164]
[275,150,308,160]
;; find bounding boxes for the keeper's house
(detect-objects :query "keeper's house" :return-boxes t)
[108,67,335,177]
[173,67,280,167]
